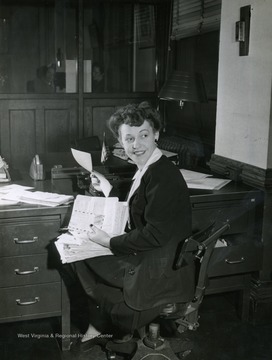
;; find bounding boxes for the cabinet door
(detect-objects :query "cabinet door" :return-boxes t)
[0,99,78,169]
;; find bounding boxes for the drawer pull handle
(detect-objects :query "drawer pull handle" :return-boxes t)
[16,297,40,306]
[225,257,245,264]
[14,236,38,244]
[14,267,39,275]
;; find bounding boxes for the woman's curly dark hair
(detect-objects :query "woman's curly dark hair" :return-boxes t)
[108,101,162,139]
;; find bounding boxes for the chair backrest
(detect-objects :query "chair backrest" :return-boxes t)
[174,222,230,332]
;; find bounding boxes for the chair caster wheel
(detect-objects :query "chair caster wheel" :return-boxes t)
[107,350,117,360]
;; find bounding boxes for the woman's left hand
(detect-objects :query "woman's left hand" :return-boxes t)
[88,224,111,248]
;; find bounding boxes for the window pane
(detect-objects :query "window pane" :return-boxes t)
[83,1,156,93]
[0,0,77,94]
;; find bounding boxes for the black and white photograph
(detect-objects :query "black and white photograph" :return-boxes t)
[0,1,271,359]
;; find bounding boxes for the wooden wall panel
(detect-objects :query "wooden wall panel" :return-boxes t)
[92,106,116,146]
[84,97,156,147]
[0,99,78,170]
[10,110,36,169]
[0,97,156,171]
[45,109,72,152]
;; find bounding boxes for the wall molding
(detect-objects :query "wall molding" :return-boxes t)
[209,154,272,189]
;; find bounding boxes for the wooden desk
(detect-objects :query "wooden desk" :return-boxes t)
[62,167,263,321]
[0,173,263,351]
[0,176,71,350]
[190,182,263,320]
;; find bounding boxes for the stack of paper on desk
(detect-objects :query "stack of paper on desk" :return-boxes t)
[0,184,73,207]
[55,194,129,263]
[0,184,34,205]
[180,169,231,190]
[18,191,74,207]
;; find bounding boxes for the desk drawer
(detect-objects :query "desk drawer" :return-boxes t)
[191,196,256,236]
[0,217,60,256]
[0,254,60,287]
[0,283,61,320]
[208,244,263,277]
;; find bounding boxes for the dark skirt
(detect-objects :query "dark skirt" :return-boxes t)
[65,256,164,334]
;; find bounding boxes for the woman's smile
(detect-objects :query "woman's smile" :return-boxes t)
[119,121,158,169]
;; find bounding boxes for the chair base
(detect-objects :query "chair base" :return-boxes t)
[131,339,180,360]
[106,337,193,360]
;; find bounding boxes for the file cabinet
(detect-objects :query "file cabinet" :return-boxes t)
[0,204,71,350]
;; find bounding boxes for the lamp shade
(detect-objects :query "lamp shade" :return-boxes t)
[158,70,208,105]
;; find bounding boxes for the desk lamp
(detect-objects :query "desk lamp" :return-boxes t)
[158,70,207,109]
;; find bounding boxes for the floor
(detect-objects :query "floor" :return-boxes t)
[0,293,271,360]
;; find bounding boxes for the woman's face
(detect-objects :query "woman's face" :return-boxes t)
[118,120,159,169]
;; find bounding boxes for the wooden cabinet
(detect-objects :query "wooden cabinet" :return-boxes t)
[0,204,71,350]
[190,184,263,320]
[0,98,78,170]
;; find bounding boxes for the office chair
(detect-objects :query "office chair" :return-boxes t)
[105,222,230,360]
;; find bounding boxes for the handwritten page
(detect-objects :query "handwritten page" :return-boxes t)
[71,148,112,197]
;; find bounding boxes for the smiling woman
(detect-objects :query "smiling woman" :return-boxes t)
[61,101,193,345]
[118,122,158,170]
[109,102,160,170]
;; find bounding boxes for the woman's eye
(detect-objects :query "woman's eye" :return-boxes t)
[126,137,133,143]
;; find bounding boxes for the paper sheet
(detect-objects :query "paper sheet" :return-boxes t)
[180,169,231,190]
[185,177,231,190]
[180,169,212,182]
[55,236,113,263]
[2,189,73,207]
[0,184,34,195]
[92,170,112,198]
[68,195,120,234]
[1,189,31,202]
[71,148,93,172]
[71,148,112,197]
[67,195,128,236]
[54,194,129,263]
[0,199,19,206]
